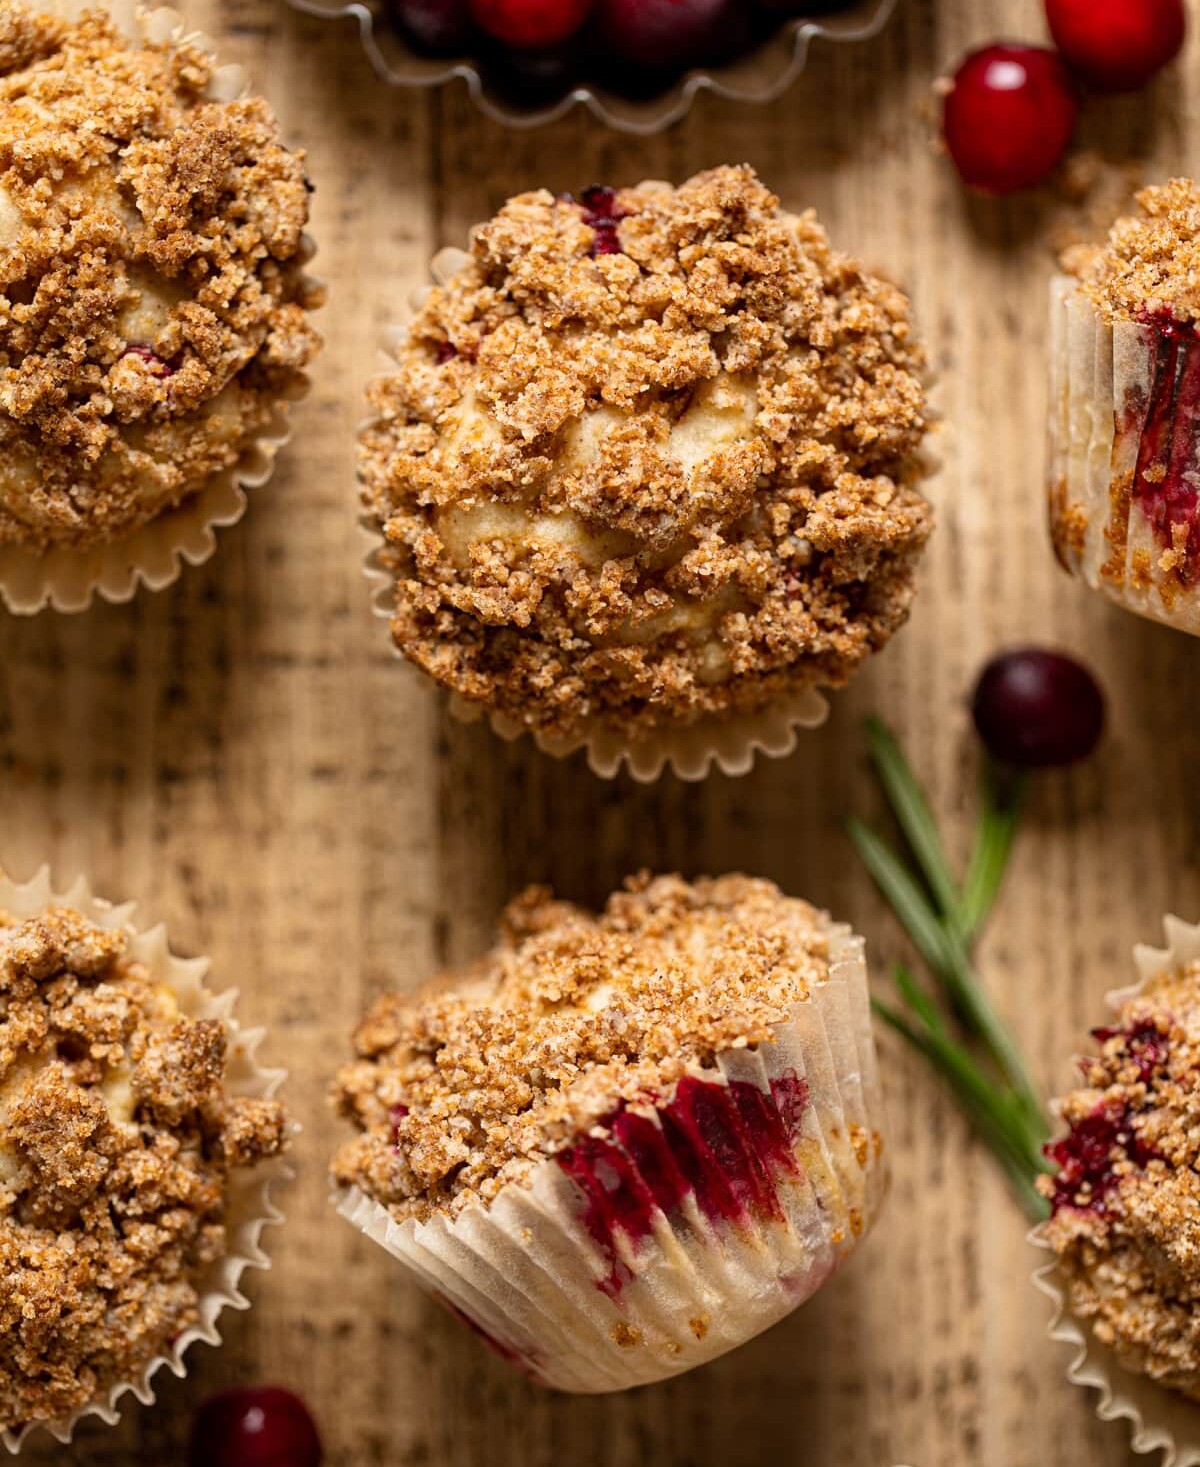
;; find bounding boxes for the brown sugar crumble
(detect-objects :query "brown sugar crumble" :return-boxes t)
[1066,178,1200,325]
[0,907,287,1432]
[361,165,933,742]
[332,873,832,1223]
[0,0,322,550]
[1041,963,1200,1399]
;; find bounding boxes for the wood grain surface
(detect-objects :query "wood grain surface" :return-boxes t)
[4,1,1200,1462]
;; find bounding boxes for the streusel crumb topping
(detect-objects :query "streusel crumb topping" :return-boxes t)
[1041,962,1200,1399]
[0,1,321,549]
[361,165,932,741]
[0,907,286,1431]
[1068,178,1200,325]
[332,873,831,1223]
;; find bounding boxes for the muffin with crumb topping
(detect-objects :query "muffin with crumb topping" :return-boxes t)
[1049,180,1200,636]
[361,166,934,779]
[1036,917,1200,1462]
[0,0,321,609]
[0,886,288,1450]
[332,872,886,1393]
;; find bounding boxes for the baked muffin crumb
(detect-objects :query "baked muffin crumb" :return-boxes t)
[332,873,831,1222]
[1068,178,1200,325]
[0,0,322,550]
[1041,962,1200,1399]
[0,906,287,1432]
[361,165,932,741]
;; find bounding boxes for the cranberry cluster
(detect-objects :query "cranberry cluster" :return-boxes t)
[386,0,856,105]
[942,0,1186,195]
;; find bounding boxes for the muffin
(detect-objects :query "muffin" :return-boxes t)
[1048,180,1200,637]
[0,0,322,613]
[332,873,886,1392]
[361,165,934,780]
[1035,916,1200,1463]
[0,871,288,1449]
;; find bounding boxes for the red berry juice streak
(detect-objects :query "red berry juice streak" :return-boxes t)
[1047,1021,1168,1215]
[1129,312,1200,584]
[557,1072,810,1298]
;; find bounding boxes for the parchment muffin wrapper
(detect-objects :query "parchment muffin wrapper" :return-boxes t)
[1031,915,1200,1466]
[0,866,289,1455]
[1047,275,1200,638]
[0,3,318,617]
[361,192,944,781]
[334,916,887,1394]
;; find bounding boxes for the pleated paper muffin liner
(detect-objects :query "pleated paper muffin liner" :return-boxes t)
[335,917,886,1394]
[361,187,944,781]
[0,867,290,1455]
[1031,915,1200,1466]
[0,2,319,618]
[1047,275,1200,637]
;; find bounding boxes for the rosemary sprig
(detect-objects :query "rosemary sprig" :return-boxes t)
[849,719,1050,1219]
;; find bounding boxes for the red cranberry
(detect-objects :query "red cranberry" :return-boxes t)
[188,1388,322,1467]
[1045,0,1185,93]
[971,648,1105,769]
[579,185,627,256]
[942,44,1079,194]
[595,0,737,70]
[469,0,592,48]
[387,0,476,51]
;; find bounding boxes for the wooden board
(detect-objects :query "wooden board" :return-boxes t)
[4,0,1200,1462]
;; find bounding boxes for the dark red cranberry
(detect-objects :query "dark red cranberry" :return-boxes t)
[387,0,476,51]
[1045,0,1185,93]
[755,0,854,11]
[971,649,1105,769]
[479,36,581,103]
[1045,1100,1158,1213]
[433,341,458,364]
[1092,1021,1170,1083]
[579,185,627,256]
[942,44,1079,194]
[595,0,739,70]
[188,1387,322,1467]
[125,344,175,376]
[469,0,592,48]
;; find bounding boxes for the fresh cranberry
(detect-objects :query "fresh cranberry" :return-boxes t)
[387,0,476,51]
[480,35,582,103]
[469,0,591,48]
[1045,0,1185,93]
[187,1388,322,1467]
[942,44,1079,194]
[971,649,1105,769]
[595,0,739,70]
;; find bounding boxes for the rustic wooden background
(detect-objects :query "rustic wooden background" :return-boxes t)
[4,0,1200,1462]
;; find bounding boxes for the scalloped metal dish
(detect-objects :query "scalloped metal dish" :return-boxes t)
[285,0,899,133]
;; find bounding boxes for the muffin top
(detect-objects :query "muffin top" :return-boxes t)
[1069,178,1200,326]
[1040,962,1200,1399]
[361,165,932,742]
[332,873,832,1223]
[0,906,287,1432]
[0,1,321,550]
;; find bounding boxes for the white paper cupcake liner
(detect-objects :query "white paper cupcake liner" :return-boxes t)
[1047,275,1200,637]
[335,916,886,1394]
[0,3,319,617]
[0,866,290,1455]
[1031,915,1200,1466]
